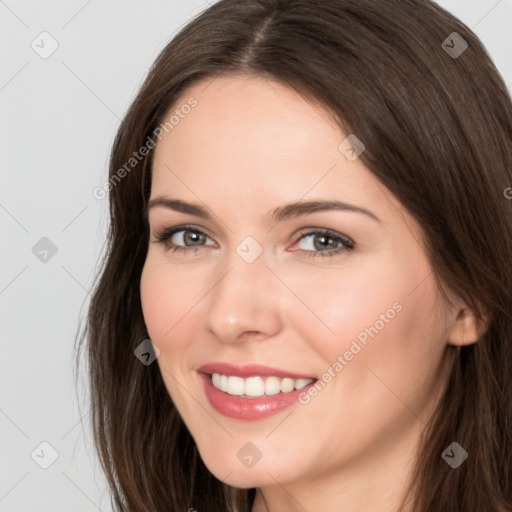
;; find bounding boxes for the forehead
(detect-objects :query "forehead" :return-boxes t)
[150,75,402,225]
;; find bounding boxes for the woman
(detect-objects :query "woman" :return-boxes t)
[77,0,512,510]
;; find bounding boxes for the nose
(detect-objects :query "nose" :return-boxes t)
[202,249,283,344]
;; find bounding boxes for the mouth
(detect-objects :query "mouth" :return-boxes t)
[206,372,316,398]
[196,362,318,420]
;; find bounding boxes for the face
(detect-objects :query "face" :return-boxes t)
[140,75,457,491]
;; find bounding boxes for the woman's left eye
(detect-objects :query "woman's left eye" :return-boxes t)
[294,229,355,258]
[152,225,355,259]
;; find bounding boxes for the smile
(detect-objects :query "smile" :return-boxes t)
[211,373,313,398]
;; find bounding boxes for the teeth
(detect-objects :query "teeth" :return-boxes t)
[210,373,314,397]
[219,374,228,392]
[245,376,265,396]
[280,378,295,393]
[226,376,244,395]
[265,376,281,396]
[295,378,312,390]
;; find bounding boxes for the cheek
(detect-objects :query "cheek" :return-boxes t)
[289,251,446,390]
[139,259,197,370]
[278,260,409,364]
[326,265,447,422]
[139,257,223,392]
[140,261,169,340]
[139,260,200,408]
[140,258,202,340]
[286,264,448,459]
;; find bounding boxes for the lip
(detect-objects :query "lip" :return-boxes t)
[197,362,316,380]
[198,372,318,420]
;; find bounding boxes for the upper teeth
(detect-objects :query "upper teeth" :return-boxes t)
[211,373,314,397]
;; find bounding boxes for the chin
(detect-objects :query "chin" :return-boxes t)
[197,446,301,489]
[210,465,275,489]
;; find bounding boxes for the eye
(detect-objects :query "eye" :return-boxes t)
[152,225,215,254]
[151,224,355,259]
[293,228,355,259]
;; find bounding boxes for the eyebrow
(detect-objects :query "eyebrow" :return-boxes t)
[146,196,381,224]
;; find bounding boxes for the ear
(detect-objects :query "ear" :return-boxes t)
[447,303,492,347]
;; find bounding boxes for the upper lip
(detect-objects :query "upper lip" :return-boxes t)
[197,362,316,380]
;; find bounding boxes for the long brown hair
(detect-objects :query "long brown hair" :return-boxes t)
[76,0,512,510]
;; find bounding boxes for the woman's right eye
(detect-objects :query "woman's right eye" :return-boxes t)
[152,225,215,254]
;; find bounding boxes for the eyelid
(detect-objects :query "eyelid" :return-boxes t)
[152,223,217,244]
[295,227,354,246]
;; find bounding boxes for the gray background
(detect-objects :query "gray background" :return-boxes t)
[1,0,511,510]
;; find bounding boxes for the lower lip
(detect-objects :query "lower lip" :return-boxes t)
[198,372,317,420]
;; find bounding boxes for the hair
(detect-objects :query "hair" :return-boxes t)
[75,0,512,510]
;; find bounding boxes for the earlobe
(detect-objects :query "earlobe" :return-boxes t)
[447,307,490,347]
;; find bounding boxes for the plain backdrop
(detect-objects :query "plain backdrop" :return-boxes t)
[1,0,511,510]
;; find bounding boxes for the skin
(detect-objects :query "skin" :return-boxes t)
[139,75,481,512]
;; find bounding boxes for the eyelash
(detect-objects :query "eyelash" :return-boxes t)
[152,224,355,259]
